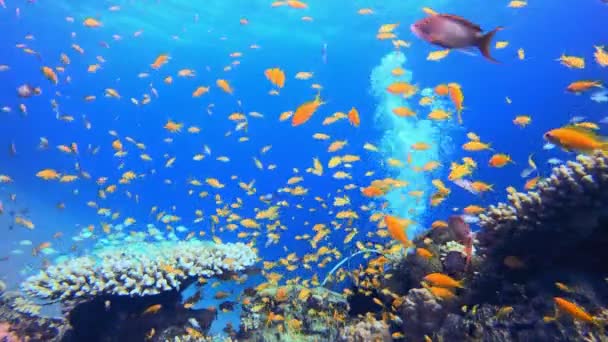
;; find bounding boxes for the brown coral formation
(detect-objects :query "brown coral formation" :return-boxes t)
[477,151,608,267]
[339,313,391,342]
[379,152,608,341]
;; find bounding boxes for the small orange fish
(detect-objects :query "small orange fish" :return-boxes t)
[287,0,308,8]
[264,68,286,88]
[544,126,608,154]
[292,93,324,126]
[513,115,531,127]
[434,84,449,96]
[41,66,58,84]
[447,83,464,124]
[142,304,162,315]
[553,297,600,326]
[423,273,463,289]
[192,86,209,98]
[488,153,513,167]
[347,107,360,127]
[150,54,169,70]
[383,215,412,248]
[386,82,418,97]
[83,18,102,28]
[361,186,385,197]
[566,80,602,93]
[416,248,433,259]
[524,176,540,190]
[216,79,233,94]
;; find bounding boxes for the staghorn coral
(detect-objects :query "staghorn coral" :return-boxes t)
[22,240,256,302]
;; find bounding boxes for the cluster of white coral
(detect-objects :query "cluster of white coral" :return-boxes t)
[10,296,42,316]
[21,240,256,301]
[439,241,465,256]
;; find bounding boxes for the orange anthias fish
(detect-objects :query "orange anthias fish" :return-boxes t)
[544,126,608,154]
[347,107,360,127]
[383,215,412,248]
[489,153,513,167]
[361,185,385,197]
[292,93,325,126]
[447,83,464,124]
[41,66,58,84]
[142,304,162,315]
[264,68,286,89]
[287,0,308,9]
[552,297,600,326]
[566,80,602,93]
[216,79,233,94]
[151,54,169,69]
[83,18,102,28]
[423,273,464,289]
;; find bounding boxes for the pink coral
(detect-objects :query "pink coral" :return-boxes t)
[0,322,20,342]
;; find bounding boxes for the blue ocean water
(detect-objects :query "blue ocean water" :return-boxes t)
[0,0,607,338]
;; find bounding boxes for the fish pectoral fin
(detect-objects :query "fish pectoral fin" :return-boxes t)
[455,48,478,57]
[427,34,441,44]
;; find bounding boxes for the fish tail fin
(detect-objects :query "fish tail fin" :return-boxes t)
[478,27,504,63]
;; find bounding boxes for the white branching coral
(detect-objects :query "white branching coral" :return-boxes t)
[21,240,256,301]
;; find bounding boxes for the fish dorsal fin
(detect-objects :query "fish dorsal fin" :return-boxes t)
[439,14,482,32]
[563,125,601,139]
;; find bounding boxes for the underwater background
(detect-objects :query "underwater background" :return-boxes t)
[1,0,608,341]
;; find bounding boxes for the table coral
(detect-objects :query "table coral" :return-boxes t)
[21,240,256,301]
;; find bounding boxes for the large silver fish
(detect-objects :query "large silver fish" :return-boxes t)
[411,13,503,63]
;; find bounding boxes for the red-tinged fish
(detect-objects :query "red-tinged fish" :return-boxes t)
[411,14,503,63]
[448,216,473,268]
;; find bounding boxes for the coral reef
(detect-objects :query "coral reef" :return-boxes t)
[356,152,608,341]
[238,285,349,341]
[339,313,391,342]
[12,240,258,341]
[0,290,66,341]
[60,290,218,342]
[22,240,256,301]
[477,151,608,269]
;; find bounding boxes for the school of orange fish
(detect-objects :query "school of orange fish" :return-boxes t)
[1,0,608,335]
